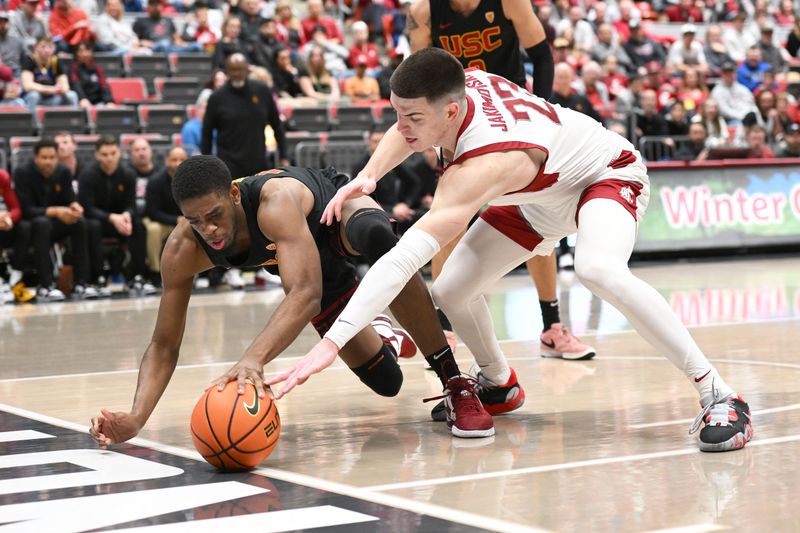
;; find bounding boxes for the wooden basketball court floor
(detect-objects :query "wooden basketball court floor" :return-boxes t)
[2,256,799,532]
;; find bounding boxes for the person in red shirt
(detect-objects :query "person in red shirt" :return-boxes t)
[0,169,35,303]
[301,0,343,44]
[49,0,93,51]
[746,125,776,158]
[347,20,379,69]
[663,0,703,23]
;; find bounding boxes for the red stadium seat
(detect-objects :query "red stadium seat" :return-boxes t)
[107,78,158,105]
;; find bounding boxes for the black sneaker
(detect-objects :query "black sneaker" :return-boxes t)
[691,391,753,452]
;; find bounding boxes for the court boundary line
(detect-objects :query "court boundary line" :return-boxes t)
[0,403,548,533]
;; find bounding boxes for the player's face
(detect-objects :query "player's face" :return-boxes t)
[181,191,239,253]
[390,94,453,151]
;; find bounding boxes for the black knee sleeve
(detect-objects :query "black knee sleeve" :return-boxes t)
[351,343,403,397]
[344,208,398,266]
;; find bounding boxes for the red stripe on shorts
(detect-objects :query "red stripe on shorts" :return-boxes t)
[480,205,544,252]
[576,179,643,226]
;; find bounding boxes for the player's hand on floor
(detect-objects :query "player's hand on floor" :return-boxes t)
[321,175,377,225]
[90,409,142,449]
[266,338,339,399]
[207,357,268,398]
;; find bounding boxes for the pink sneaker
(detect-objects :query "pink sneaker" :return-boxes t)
[372,314,417,358]
[540,323,596,360]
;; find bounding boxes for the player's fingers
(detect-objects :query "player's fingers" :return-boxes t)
[252,374,267,398]
[100,408,115,421]
[236,372,247,395]
[265,367,292,386]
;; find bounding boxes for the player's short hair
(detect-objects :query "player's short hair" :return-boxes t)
[34,138,57,155]
[172,155,232,204]
[95,134,118,150]
[390,48,465,105]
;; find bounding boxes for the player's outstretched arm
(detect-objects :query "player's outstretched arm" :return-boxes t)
[321,124,414,225]
[90,225,204,448]
[209,185,323,399]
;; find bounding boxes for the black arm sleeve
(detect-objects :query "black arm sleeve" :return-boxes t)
[525,41,554,100]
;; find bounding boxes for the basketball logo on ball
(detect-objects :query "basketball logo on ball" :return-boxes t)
[190,382,281,470]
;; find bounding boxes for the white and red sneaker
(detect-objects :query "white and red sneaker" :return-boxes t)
[540,323,596,360]
[371,314,417,358]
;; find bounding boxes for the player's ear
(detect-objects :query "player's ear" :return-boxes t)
[446,101,460,121]
[229,183,241,205]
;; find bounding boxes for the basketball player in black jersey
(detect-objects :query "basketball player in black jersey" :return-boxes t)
[89,157,494,446]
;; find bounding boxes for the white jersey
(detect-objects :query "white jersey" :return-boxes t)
[448,68,645,208]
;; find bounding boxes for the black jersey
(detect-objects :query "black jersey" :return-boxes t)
[430,0,525,87]
[192,167,357,316]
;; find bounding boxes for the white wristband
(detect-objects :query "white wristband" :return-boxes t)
[324,227,441,349]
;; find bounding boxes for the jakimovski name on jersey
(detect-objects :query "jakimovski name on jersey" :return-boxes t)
[465,72,509,132]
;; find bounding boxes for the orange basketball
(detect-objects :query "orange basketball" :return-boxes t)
[190,382,281,470]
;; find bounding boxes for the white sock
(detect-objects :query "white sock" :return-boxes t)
[9,269,22,287]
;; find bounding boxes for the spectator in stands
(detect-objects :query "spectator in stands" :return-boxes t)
[21,36,78,109]
[301,0,342,44]
[572,61,611,119]
[213,16,252,68]
[8,0,48,52]
[675,122,709,160]
[624,20,665,73]
[675,67,708,112]
[271,45,309,98]
[54,130,81,180]
[202,53,288,177]
[252,17,281,72]
[128,137,158,182]
[724,12,757,63]
[181,94,208,152]
[347,21,378,70]
[144,146,186,280]
[738,46,771,92]
[592,23,633,73]
[0,63,25,105]
[197,68,226,103]
[602,55,630,112]
[742,89,782,142]
[305,44,340,101]
[703,24,733,76]
[636,89,669,158]
[14,138,98,301]
[0,165,34,303]
[69,41,113,108]
[666,101,690,136]
[80,135,152,296]
[712,60,755,124]
[746,125,775,157]
[49,0,93,52]
[237,0,264,45]
[556,5,596,52]
[274,0,304,49]
[787,16,800,58]
[662,0,702,22]
[756,26,788,74]
[692,98,729,147]
[181,1,219,54]
[299,24,347,76]
[95,0,141,54]
[667,24,707,75]
[133,0,201,53]
[551,62,601,121]
[0,11,25,75]
[776,122,800,157]
[775,0,795,26]
[343,54,379,102]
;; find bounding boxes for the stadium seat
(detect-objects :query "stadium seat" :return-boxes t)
[38,107,89,135]
[0,107,36,141]
[93,53,125,79]
[170,53,214,85]
[107,78,158,105]
[376,104,396,129]
[294,141,367,173]
[286,107,330,132]
[155,77,201,105]
[139,104,186,136]
[332,105,375,131]
[91,107,139,136]
[125,54,170,93]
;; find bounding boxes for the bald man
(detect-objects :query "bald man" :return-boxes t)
[202,54,289,178]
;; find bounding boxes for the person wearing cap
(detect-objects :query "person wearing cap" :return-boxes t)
[623,19,666,72]
[48,0,93,52]
[663,0,702,23]
[667,23,707,75]
[710,60,755,123]
[252,17,281,72]
[95,0,141,54]
[0,11,25,75]
[8,0,48,52]
[737,46,771,92]
[756,25,788,74]
[776,123,800,157]
[343,52,379,102]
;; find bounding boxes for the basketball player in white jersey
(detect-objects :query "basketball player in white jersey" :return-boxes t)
[268,48,753,452]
